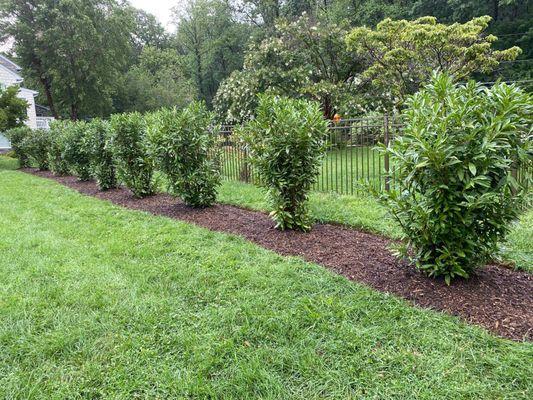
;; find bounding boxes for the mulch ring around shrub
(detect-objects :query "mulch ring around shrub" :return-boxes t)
[26,169,533,342]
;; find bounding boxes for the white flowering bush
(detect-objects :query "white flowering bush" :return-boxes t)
[213,15,364,122]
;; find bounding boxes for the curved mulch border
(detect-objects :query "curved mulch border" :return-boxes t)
[24,169,532,341]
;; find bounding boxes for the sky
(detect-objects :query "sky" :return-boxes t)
[130,0,179,31]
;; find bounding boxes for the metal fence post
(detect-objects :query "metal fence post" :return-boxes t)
[383,113,390,192]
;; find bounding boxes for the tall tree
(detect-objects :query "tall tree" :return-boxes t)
[0,0,58,117]
[346,15,522,106]
[0,0,135,119]
[173,0,251,105]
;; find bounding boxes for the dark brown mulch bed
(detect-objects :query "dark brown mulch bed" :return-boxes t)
[25,169,533,341]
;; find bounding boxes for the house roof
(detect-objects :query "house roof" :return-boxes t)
[0,54,22,74]
[19,87,39,96]
[36,104,52,117]
[0,63,23,84]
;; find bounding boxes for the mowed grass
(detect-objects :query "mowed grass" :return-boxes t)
[0,154,19,170]
[0,170,532,399]
[220,147,390,194]
[217,180,533,272]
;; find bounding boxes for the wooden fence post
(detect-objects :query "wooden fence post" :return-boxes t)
[384,113,390,192]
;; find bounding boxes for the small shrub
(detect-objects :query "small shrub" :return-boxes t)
[382,73,532,283]
[239,95,328,231]
[3,126,31,167]
[62,121,92,180]
[110,112,154,198]
[24,129,50,170]
[86,119,116,190]
[47,121,70,175]
[148,102,220,207]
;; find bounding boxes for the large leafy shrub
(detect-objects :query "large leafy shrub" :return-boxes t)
[148,102,220,207]
[86,119,116,190]
[239,95,328,231]
[24,129,50,170]
[110,112,154,198]
[382,73,532,283]
[47,120,70,175]
[62,121,92,180]
[0,85,28,131]
[3,126,31,167]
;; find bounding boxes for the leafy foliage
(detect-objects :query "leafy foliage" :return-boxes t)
[1,0,135,119]
[215,15,363,122]
[47,120,70,175]
[382,73,532,283]
[110,112,154,198]
[24,129,50,171]
[116,46,196,113]
[61,121,92,181]
[0,85,28,131]
[239,95,328,231]
[86,119,117,191]
[346,16,521,106]
[3,126,31,167]
[174,0,250,106]
[148,102,220,207]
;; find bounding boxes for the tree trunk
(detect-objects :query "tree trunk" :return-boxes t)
[194,46,203,99]
[492,0,499,21]
[70,103,78,121]
[39,75,58,119]
[31,57,59,118]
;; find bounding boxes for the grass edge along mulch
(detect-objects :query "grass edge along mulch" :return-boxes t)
[23,169,533,341]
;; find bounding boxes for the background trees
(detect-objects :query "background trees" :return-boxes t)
[173,0,251,106]
[1,0,530,120]
[214,15,364,122]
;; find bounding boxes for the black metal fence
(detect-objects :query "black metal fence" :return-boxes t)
[219,115,531,195]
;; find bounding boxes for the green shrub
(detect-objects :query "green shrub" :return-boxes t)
[86,119,116,190]
[47,121,70,175]
[382,73,532,283]
[148,102,220,207]
[3,126,31,167]
[239,95,328,231]
[24,129,50,170]
[62,121,92,181]
[110,112,154,198]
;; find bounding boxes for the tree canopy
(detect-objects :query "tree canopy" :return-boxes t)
[0,0,530,121]
[0,85,28,131]
[346,15,521,105]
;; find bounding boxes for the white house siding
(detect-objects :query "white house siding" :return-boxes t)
[18,88,38,129]
[0,134,9,149]
[0,62,40,150]
[0,63,23,87]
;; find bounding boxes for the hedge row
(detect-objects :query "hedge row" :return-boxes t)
[4,79,530,282]
[5,98,328,225]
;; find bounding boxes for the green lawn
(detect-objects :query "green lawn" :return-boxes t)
[0,170,531,398]
[220,147,390,194]
[0,154,19,170]
[4,154,530,271]
[217,180,533,272]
